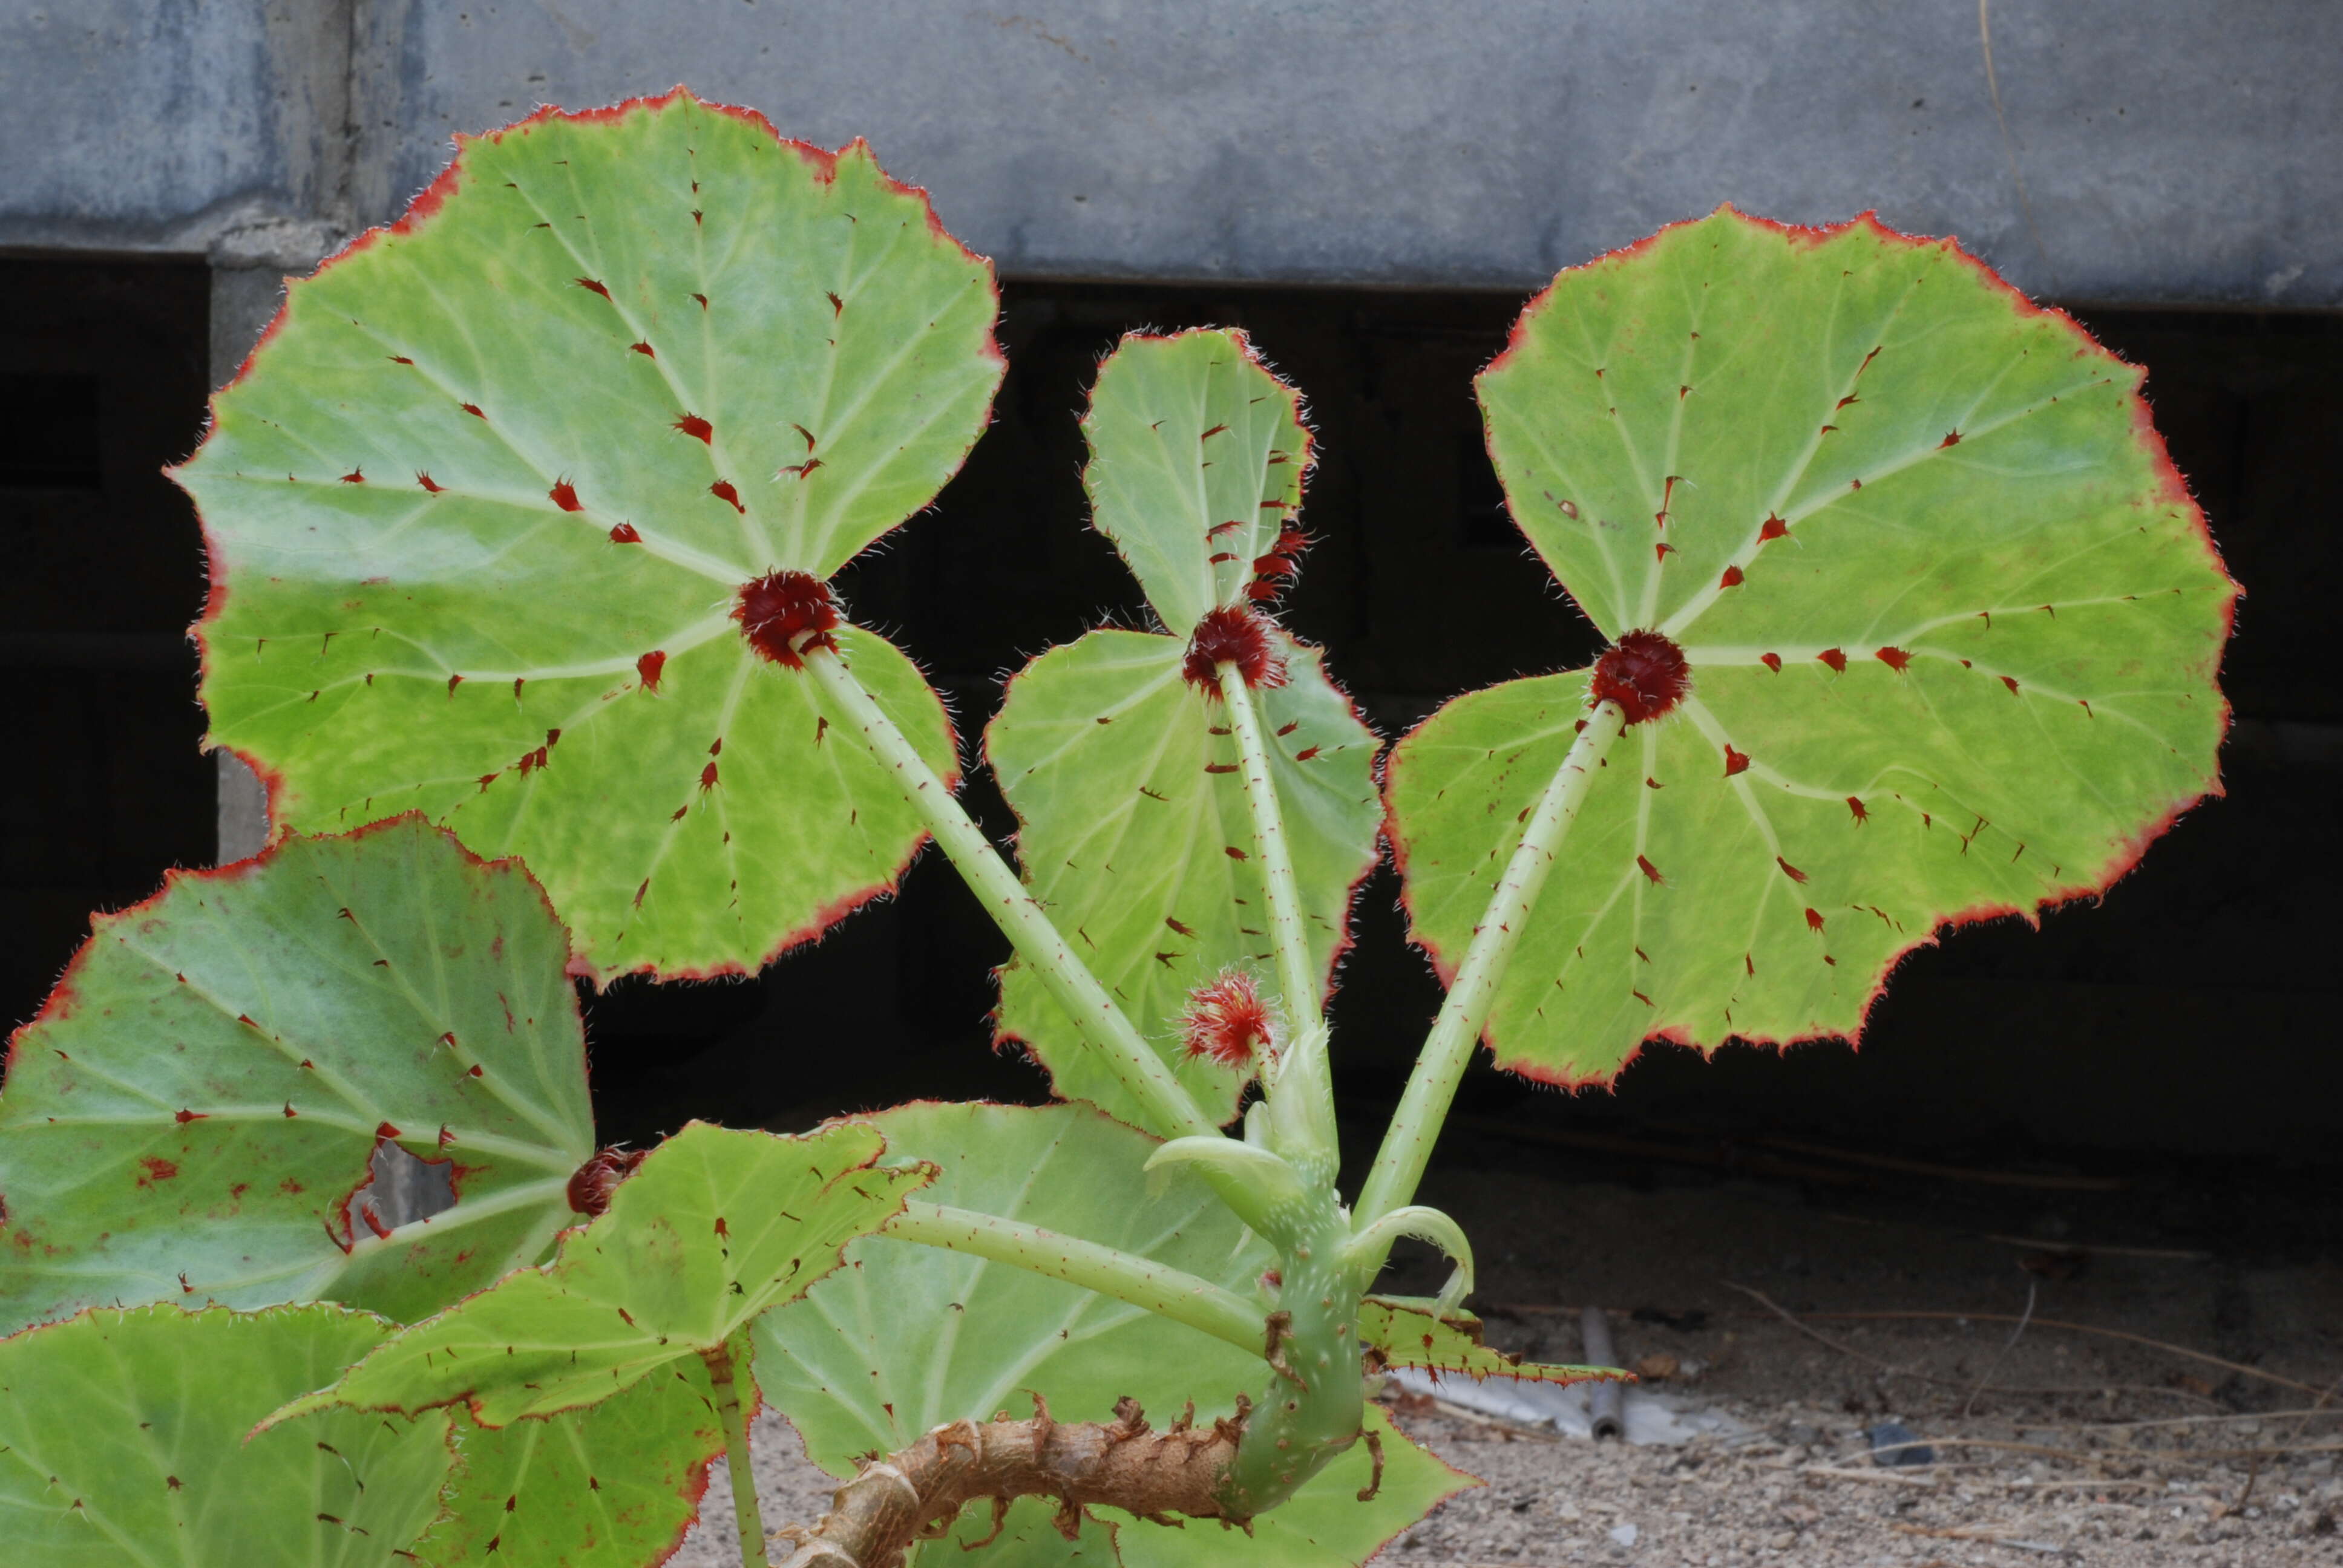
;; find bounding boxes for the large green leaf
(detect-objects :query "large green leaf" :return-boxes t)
[987,632,1380,1127]
[754,1102,1269,1466]
[419,1372,724,1567]
[0,816,594,1336]
[0,1304,451,1567]
[1389,209,2236,1083]
[171,90,995,981]
[1078,328,1311,633]
[753,1104,1466,1566]
[283,1120,923,1426]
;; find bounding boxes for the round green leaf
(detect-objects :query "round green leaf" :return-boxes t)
[0,817,594,1336]
[986,632,1380,1128]
[422,1373,724,1568]
[284,1120,923,1426]
[0,1304,451,1567]
[1389,209,2237,1083]
[171,90,997,980]
[1079,329,1311,635]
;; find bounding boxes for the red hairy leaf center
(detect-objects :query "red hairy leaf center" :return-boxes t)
[1589,630,1691,725]
[734,570,842,668]
[1179,969,1276,1070]
[1181,606,1288,696]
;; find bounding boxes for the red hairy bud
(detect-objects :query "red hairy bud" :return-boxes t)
[1179,969,1276,1070]
[565,1146,646,1217]
[1182,606,1288,696]
[1590,629,1691,726]
[735,570,842,668]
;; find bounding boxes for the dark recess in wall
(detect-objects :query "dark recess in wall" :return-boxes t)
[2,268,2335,1178]
[0,257,214,1033]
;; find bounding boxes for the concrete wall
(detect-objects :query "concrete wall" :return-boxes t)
[7,1,2341,307]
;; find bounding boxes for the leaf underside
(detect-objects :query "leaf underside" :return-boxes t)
[1358,1296,1617,1385]
[0,1304,451,1567]
[1079,328,1311,635]
[422,1370,726,1567]
[754,1103,1467,1564]
[173,90,992,980]
[988,631,1380,1127]
[1389,209,2236,1084]
[289,1120,923,1427]
[0,817,595,1336]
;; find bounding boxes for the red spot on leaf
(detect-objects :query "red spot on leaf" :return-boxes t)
[673,414,712,443]
[709,480,744,512]
[1758,514,1789,542]
[1165,916,1197,938]
[1817,648,1847,673]
[1590,630,1690,725]
[2001,675,2022,694]
[1225,845,1248,860]
[339,468,364,484]
[637,650,667,691]
[1805,907,1826,932]
[1875,645,1912,671]
[700,761,720,791]
[1940,430,1962,447]
[733,570,841,668]
[1199,423,1229,440]
[416,472,443,493]
[630,341,655,358]
[447,673,464,694]
[1777,857,1808,883]
[1719,564,1744,589]
[779,458,824,479]
[1654,543,1676,562]
[137,1156,178,1184]
[1636,854,1662,884]
[1723,745,1750,777]
[576,277,611,299]
[460,402,485,419]
[1760,652,1782,673]
[388,355,413,365]
[1204,762,1239,774]
[1294,745,1322,762]
[1847,796,1869,823]
[608,522,641,543]
[549,480,582,512]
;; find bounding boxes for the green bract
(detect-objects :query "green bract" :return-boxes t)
[172,89,997,981]
[1388,209,2237,1083]
[0,817,593,1335]
[278,1120,923,1426]
[0,1304,451,1567]
[988,332,1379,1128]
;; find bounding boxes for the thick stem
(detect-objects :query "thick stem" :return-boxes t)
[1355,699,1628,1226]
[1214,661,1337,1180]
[707,1331,770,1568]
[1221,1198,1365,1516]
[774,1396,1241,1567]
[799,641,1216,1143]
[881,1201,1264,1355]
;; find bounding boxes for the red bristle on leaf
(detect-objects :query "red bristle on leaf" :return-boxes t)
[1758,514,1789,541]
[1589,630,1690,725]
[608,523,641,544]
[1723,744,1750,777]
[339,468,364,485]
[1636,854,1663,884]
[575,278,612,299]
[630,341,655,358]
[709,480,744,513]
[1760,652,1783,673]
[1805,907,1827,932]
[549,479,582,512]
[673,414,713,443]
[416,472,444,493]
[1817,647,1848,673]
[1719,564,1744,589]
[1182,606,1286,696]
[1179,970,1275,1071]
[1875,645,1912,671]
[1777,857,1808,883]
[637,650,667,692]
[734,570,842,669]
[1847,796,1870,823]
